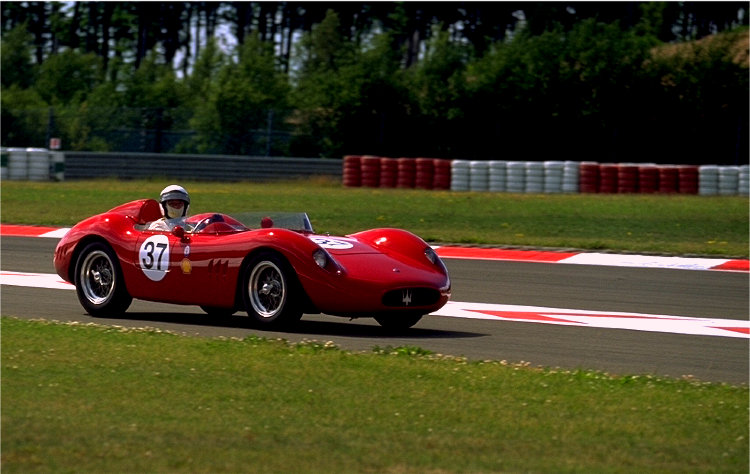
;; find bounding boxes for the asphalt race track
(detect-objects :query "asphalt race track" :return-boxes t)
[2,235,748,384]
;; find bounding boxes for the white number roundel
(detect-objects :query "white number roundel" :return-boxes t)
[309,236,353,249]
[139,235,170,281]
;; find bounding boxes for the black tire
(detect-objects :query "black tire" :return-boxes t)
[241,251,303,328]
[374,313,424,330]
[74,242,132,317]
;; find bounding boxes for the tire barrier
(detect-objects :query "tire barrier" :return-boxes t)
[718,166,739,196]
[699,165,719,195]
[360,155,381,188]
[2,147,65,181]
[506,161,526,193]
[739,165,749,196]
[579,162,600,193]
[617,164,639,193]
[525,161,544,193]
[658,165,679,194]
[415,158,435,190]
[562,161,580,193]
[678,165,699,194]
[488,161,507,192]
[343,156,747,196]
[638,165,659,193]
[543,161,564,193]
[469,161,489,192]
[342,155,362,188]
[599,164,619,193]
[433,159,452,190]
[379,157,398,188]
[397,158,416,188]
[450,160,470,191]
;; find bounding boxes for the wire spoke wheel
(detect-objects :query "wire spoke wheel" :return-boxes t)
[74,242,132,316]
[80,250,116,305]
[249,261,286,318]
[242,252,302,328]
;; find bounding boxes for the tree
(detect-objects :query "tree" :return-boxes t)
[291,9,362,157]
[34,50,103,105]
[189,37,290,154]
[1,24,36,88]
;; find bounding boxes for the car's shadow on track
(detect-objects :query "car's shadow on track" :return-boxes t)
[97,311,484,340]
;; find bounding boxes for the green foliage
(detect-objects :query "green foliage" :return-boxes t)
[188,38,291,155]
[292,10,367,157]
[34,50,103,106]
[0,24,36,89]
[0,11,747,163]
[0,85,47,147]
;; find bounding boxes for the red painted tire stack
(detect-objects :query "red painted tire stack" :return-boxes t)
[415,158,435,189]
[617,164,639,193]
[638,165,659,193]
[342,155,362,187]
[579,162,600,193]
[678,165,699,194]
[379,157,398,188]
[397,158,416,188]
[599,164,619,193]
[433,159,452,190]
[360,155,381,187]
[658,165,679,193]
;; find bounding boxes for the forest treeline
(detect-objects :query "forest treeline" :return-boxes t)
[2,2,748,164]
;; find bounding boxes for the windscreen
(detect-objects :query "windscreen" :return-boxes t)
[229,212,314,233]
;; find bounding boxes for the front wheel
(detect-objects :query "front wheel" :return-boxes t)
[242,251,302,328]
[74,242,132,317]
[374,313,424,330]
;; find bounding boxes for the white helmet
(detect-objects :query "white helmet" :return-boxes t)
[159,184,190,219]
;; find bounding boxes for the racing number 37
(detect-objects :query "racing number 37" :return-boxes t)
[142,241,167,270]
[139,234,171,281]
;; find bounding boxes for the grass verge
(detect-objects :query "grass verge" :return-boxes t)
[2,317,748,473]
[1,178,748,257]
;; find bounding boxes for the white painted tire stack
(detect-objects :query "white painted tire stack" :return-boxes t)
[525,161,544,193]
[739,165,749,196]
[698,165,719,195]
[506,161,526,193]
[450,160,470,191]
[7,148,29,180]
[469,161,489,192]
[562,161,580,193]
[488,161,507,192]
[543,161,565,193]
[718,166,739,195]
[27,148,51,181]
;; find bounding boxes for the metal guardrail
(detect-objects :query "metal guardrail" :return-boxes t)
[1,149,342,182]
[63,152,342,181]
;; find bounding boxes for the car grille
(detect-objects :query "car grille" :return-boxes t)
[382,288,441,307]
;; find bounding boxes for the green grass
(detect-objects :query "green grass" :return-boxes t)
[2,179,748,472]
[1,178,748,257]
[2,317,748,473]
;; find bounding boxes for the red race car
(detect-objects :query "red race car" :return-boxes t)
[54,199,451,329]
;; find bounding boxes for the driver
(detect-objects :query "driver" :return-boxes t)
[147,184,192,231]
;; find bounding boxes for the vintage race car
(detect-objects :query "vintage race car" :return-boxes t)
[54,199,451,329]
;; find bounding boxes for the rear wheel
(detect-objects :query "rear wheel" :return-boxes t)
[242,251,302,328]
[374,313,424,330]
[75,242,132,317]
